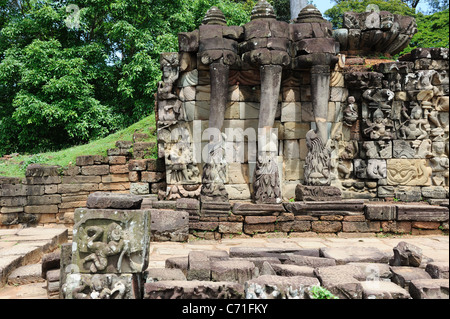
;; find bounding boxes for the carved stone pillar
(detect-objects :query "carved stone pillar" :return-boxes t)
[241,0,288,204]
[253,65,283,203]
[310,64,331,145]
[198,7,236,203]
[201,61,229,202]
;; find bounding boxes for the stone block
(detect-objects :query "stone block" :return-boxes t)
[284,159,303,181]
[281,102,301,122]
[284,122,310,139]
[225,184,251,201]
[218,222,243,234]
[271,264,315,278]
[365,204,396,220]
[314,265,365,299]
[421,186,447,199]
[412,221,441,229]
[295,185,342,201]
[312,221,342,233]
[409,279,449,299]
[144,280,244,299]
[342,221,381,233]
[86,192,142,210]
[396,205,449,222]
[285,255,336,268]
[244,223,275,235]
[187,251,211,281]
[150,209,189,242]
[361,281,411,299]
[98,182,130,191]
[425,262,449,279]
[0,184,27,197]
[227,163,250,184]
[27,195,61,205]
[381,221,412,234]
[390,266,432,290]
[0,196,27,207]
[81,165,109,176]
[245,216,277,224]
[101,174,129,183]
[25,164,60,177]
[57,183,99,193]
[128,160,148,171]
[63,274,138,299]
[141,171,165,183]
[320,247,390,265]
[144,268,187,282]
[210,260,256,284]
[130,182,150,195]
[245,275,320,299]
[72,208,151,274]
[283,140,300,159]
[276,220,311,232]
[387,159,432,186]
[24,205,59,214]
[109,165,129,174]
[25,176,61,185]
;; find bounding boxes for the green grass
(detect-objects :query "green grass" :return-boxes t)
[0,114,156,178]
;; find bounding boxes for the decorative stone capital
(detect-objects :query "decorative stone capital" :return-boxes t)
[202,6,227,26]
[295,4,325,23]
[251,0,276,20]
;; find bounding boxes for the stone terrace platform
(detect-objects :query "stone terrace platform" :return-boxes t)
[0,226,447,299]
[0,227,68,289]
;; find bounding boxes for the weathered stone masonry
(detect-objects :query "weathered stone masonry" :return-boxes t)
[0,2,448,240]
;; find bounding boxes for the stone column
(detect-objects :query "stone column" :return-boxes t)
[201,61,229,202]
[253,65,282,204]
[304,64,332,186]
[310,64,331,145]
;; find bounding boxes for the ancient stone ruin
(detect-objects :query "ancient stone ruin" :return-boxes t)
[0,1,449,300]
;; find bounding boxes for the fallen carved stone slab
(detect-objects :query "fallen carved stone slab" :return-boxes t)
[396,205,449,222]
[295,185,342,201]
[63,273,139,299]
[72,208,151,274]
[245,275,320,299]
[144,280,245,299]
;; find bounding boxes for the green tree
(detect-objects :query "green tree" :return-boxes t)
[0,0,253,155]
[405,8,449,53]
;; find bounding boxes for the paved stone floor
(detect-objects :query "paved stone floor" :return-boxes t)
[0,228,448,299]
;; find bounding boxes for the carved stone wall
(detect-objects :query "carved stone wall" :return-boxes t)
[156,3,448,204]
[331,48,449,201]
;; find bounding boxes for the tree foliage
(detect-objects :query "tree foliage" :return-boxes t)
[0,0,254,155]
[324,0,415,29]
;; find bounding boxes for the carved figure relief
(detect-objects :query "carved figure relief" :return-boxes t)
[363,108,394,140]
[387,159,432,186]
[304,130,331,186]
[343,96,358,127]
[63,274,133,299]
[72,208,151,274]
